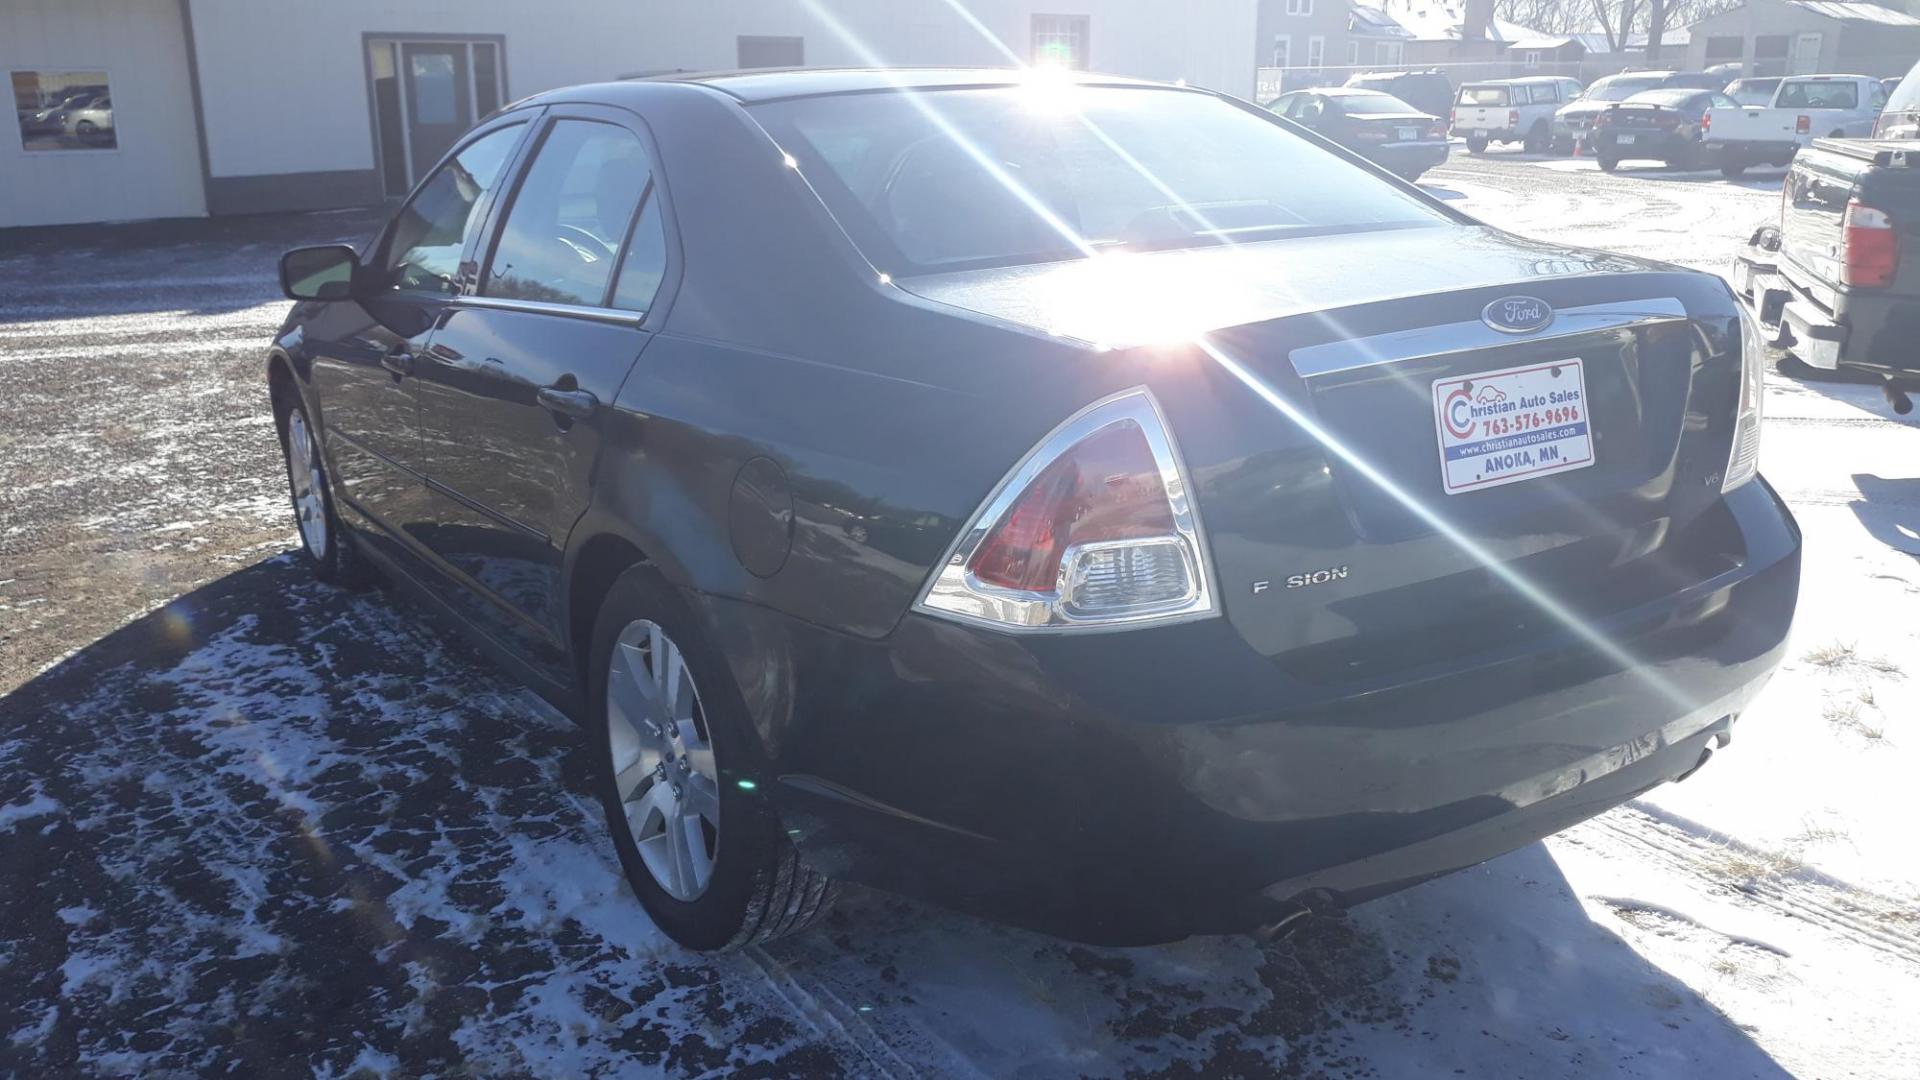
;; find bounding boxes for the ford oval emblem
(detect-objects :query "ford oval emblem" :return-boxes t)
[1482,296,1554,335]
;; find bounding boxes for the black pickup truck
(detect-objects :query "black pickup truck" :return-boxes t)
[1733,138,1920,412]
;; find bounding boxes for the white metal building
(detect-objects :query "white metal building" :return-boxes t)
[2,0,1260,229]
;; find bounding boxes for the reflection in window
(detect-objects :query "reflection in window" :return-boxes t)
[383,124,523,295]
[12,70,116,152]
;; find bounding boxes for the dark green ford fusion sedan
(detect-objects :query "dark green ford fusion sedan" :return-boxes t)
[267,68,1798,951]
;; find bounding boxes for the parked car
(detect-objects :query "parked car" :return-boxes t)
[268,68,1799,950]
[64,95,113,142]
[1453,76,1582,153]
[1734,137,1920,412]
[1705,62,1744,82]
[1725,77,1783,107]
[1344,69,1453,121]
[1705,74,1889,177]
[1872,56,1920,139]
[1269,87,1448,180]
[1590,88,1737,172]
[1553,71,1710,152]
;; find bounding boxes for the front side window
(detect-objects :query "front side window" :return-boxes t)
[754,85,1446,275]
[484,119,650,307]
[382,123,523,295]
[11,70,114,152]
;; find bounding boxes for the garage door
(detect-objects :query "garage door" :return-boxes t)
[0,0,206,227]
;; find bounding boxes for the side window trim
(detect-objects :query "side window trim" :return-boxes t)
[370,113,540,294]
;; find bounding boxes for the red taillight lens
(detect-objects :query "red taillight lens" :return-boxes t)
[1842,200,1899,288]
[968,422,1171,592]
[920,389,1214,630]
[1508,109,1520,128]
[1450,109,1457,126]
[1595,110,1613,128]
[1796,114,1811,134]
[1703,110,1713,133]
[1429,120,1446,139]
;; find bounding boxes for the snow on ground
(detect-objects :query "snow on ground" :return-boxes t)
[1,156,1917,1077]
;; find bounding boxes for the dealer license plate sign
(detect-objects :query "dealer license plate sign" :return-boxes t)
[1432,359,1595,494]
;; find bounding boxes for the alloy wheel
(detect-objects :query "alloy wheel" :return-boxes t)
[605,619,721,901]
[286,409,329,559]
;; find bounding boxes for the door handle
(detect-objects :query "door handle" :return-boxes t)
[537,385,599,420]
[381,351,414,377]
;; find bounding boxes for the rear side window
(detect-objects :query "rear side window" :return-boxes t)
[1459,85,1508,106]
[753,85,1445,274]
[610,195,668,314]
[381,123,523,295]
[484,119,650,307]
[1777,81,1858,110]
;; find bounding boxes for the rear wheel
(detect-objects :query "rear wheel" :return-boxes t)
[1597,155,1619,173]
[591,567,837,950]
[1466,135,1488,154]
[1523,122,1548,154]
[1721,161,1747,178]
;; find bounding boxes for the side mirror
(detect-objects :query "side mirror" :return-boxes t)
[280,244,360,301]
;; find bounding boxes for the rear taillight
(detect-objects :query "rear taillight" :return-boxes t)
[1595,109,1614,128]
[1724,308,1766,492]
[918,388,1214,630]
[1796,114,1811,134]
[1508,109,1520,128]
[1702,110,1713,133]
[1429,120,1446,139]
[1450,109,1457,126]
[1842,200,1899,288]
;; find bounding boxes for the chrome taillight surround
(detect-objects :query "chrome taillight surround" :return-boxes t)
[914,387,1217,632]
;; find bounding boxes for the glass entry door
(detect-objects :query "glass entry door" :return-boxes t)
[368,38,504,197]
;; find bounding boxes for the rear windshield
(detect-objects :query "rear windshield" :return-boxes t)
[1728,79,1780,106]
[1777,81,1858,109]
[752,85,1445,275]
[1624,89,1700,109]
[1458,85,1509,106]
[1336,91,1418,114]
[1584,75,1666,102]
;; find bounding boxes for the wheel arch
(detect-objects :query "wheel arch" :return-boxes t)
[566,530,655,696]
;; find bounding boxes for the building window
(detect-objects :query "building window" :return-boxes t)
[1524,50,1541,69]
[1286,0,1314,15]
[11,70,115,152]
[737,36,804,69]
[1031,14,1090,69]
[1375,41,1403,65]
[1346,41,1361,67]
[1307,36,1325,71]
[1704,36,1744,62]
[1272,34,1291,68]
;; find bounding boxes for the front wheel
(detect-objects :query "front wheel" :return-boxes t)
[1465,135,1488,154]
[1597,155,1619,173]
[591,567,838,951]
[1721,161,1747,178]
[278,395,369,587]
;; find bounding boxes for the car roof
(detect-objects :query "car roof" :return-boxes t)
[639,66,1171,102]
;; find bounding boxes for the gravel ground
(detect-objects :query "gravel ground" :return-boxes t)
[3,153,1918,1078]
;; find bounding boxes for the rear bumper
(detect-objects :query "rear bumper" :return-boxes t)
[711,482,1802,943]
[1704,137,1802,164]
[1592,131,1691,160]
[1734,229,1920,383]
[1364,140,1450,174]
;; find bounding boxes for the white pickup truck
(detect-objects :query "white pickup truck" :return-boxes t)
[1703,74,1888,177]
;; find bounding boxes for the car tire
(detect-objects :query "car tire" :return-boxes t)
[75,120,95,136]
[1523,123,1548,154]
[276,392,371,588]
[1466,136,1488,154]
[589,565,838,951]
[1597,155,1619,172]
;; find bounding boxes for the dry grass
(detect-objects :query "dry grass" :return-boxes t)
[1804,641,1857,669]
[1714,847,1803,884]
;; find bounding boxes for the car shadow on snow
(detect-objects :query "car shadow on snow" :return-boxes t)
[0,557,1797,1078]
[1850,474,1920,557]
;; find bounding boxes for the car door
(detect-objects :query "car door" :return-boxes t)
[306,117,532,544]
[410,105,674,667]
